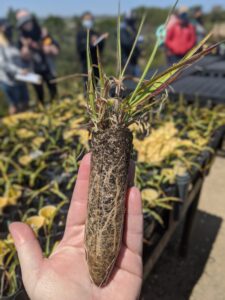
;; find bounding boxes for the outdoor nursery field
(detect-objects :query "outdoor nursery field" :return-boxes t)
[1,2,225,299]
[0,92,225,298]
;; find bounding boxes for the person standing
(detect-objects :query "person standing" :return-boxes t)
[16,10,59,104]
[0,19,29,114]
[165,7,196,65]
[191,6,206,44]
[156,11,178,47]
[120,12,142,77]
[76,12,108,90]
[42,27,60,79]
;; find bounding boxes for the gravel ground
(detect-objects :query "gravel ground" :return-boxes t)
[141,156,225,300]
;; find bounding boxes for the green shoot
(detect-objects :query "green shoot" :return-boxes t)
[121,14,146,78]
[86,30,97,119]
[126,36,218,109]
[83,2,219,130]
[165,0,179,27]
[96,46,105,97]
[182,31,213,60]
[116,3,122,77]
[128,39,160,104]
[127,0,179,104]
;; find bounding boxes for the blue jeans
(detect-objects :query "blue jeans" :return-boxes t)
[0,82,29,110]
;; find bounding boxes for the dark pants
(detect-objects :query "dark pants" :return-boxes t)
[81,61,99,94]
[0,82,29,111]
[33,72,57,104]
[167,54,184,66]
[124,63,141,77]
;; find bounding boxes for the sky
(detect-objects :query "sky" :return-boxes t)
[1,0,225,17]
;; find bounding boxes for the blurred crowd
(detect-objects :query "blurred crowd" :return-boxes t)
[0,6,208,115]
[0,10,59,114]
[156,5,206,64]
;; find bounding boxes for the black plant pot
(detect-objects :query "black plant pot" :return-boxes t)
[190,164,202,184]
[209,127,224,150]
[162,184,178,228]
[196,150,210,168]
[176,172,191,200]
[174,172,191,221]
[163,184,177,197]
[202,150,211,165]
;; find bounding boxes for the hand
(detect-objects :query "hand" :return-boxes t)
[20,46,31,60]
[10,153,143,300]
[30,40,40,49]
[91,35,98,45]
[43,45,59,56]
[20,69,29,75]
[102,32,109,39]
[20,37,31,47]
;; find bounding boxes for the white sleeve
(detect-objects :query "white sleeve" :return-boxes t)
[0,47,22,76]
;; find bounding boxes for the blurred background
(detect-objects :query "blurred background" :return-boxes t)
[0,2,225,299]
[1,0,225,115]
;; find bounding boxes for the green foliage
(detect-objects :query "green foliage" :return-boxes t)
[208,6,225,23]
[0,6,224,117]
[133,6,169,27]
[0,92,8,117]
[42,16,66,32]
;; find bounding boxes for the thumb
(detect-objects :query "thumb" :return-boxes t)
[9,222,43,291]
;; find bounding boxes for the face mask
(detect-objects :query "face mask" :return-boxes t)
[82,19,93,29]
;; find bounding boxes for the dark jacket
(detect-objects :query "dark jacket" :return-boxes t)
[76,28,105,73]
[120,22,140,65]
[18,18,52,75]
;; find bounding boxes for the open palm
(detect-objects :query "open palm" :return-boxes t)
[10,153,143,300]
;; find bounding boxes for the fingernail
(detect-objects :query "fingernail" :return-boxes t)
[9,223,27,246]
[82,153,91,165]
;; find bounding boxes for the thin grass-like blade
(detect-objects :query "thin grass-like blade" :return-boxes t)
[50,73,88,83]
[127,0,179,104]
[121,14,146,78]
[181,31,213,61]
[96,46,105,97]
[128,41,219,108]
[155,202,172,210]
[149,210,164,225]
[86,30,92,81]
[129,70,182,108]
[86,30,96,118]
[165,0,179,27]
[128,39,160,104]
[116,3,122,77]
